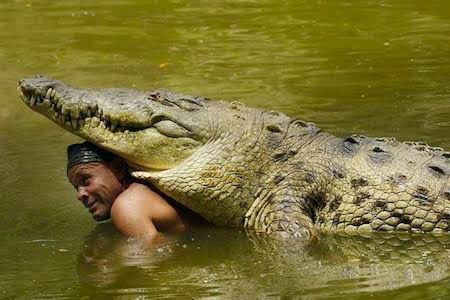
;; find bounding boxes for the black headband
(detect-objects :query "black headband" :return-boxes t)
[67,142,113,172]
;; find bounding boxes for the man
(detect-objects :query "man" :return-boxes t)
[67,142,203,240]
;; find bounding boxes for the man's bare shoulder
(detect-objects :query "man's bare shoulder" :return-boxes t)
[110,182,159,239]
[111,183,149,215]
[112,181,186,235]
[122,182,162,199]
[112,182,163,216]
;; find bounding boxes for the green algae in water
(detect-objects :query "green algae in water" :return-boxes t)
[1,0,450,298]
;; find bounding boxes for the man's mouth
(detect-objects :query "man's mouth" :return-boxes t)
[82,199,94,208]
[88,202,97,214]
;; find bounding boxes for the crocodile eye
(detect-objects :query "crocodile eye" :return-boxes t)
[153,120,191,138]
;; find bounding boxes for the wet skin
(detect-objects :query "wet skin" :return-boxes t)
[68,162,126,221]
[67,161,187,239]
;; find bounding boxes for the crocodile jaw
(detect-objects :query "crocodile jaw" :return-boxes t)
[17,75,203,171]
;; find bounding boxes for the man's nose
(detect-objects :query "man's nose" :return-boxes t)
[77,187,89,205]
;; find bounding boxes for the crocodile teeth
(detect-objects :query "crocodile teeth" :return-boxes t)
[71,118,78,130]
[17,85,22,96]
[43,99,51,107]
[45,88,52,99]
[51,89,56,99]
[71,108,80,119]
[30,95,36,106]
[61,106,69,116]
[18,86,28,102]
[91,117,100,126]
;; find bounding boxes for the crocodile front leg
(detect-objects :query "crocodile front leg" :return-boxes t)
[244,188,319,241]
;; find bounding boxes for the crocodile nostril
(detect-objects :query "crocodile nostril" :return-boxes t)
[442,188,450,200]
[372,147,386,153]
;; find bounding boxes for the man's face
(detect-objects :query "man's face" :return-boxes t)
[68,162,124,221]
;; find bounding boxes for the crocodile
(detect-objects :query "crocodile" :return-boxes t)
[17,75,450,240]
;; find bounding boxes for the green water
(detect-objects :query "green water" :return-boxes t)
[1,0,450,298]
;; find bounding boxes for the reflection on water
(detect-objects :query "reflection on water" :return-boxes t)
[78,225,450,298]
[2,0,450,298]
[78,224,176,290]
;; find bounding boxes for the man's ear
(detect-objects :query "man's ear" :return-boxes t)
[109,157,129,182]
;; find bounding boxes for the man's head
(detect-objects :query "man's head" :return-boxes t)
[67,142,129,221]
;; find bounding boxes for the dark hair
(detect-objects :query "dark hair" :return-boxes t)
[67,142,114,172]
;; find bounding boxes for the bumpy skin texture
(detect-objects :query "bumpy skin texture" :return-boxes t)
[18,76,450,240]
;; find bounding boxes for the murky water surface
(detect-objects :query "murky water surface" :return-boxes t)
[1,0,450,298]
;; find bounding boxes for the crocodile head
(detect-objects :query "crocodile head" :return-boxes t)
[17,75,212,171]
